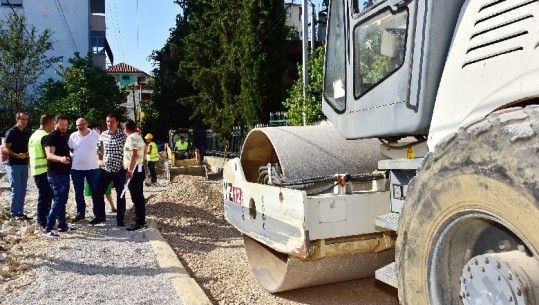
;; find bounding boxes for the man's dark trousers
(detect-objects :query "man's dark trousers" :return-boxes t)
[129,168,146,225]
[34,172,53,227]
[94,168,126,223]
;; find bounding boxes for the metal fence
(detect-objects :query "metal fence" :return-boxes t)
[204,126,249,158]
[203,112,288,158]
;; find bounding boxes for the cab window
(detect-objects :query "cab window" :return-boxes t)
[323,0,346,112]
[353,9,408,98]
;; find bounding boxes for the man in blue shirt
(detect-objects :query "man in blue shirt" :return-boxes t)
[3,112,31,220]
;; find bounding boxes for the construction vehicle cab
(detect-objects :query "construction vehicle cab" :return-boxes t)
[224,0,539,304]
[164,128,206,180]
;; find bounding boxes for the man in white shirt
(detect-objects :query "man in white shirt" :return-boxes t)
[69,118,100,222]
[123,119,146,231]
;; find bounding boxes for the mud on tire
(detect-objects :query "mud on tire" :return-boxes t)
[396,105,539,304]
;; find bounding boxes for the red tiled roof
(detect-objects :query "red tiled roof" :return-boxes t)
[107,62,146,74]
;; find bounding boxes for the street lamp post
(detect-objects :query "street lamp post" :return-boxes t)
[302,0,309,126]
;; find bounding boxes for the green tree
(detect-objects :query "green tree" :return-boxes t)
[284,47,326,125]
[0,10,60,130]
[176,0,289,140]
[36,53,125,129]
[141,4,199,142]
[240,0,288,127]
[179,0,243,139]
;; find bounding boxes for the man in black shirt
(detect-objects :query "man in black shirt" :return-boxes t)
[42,115,75,237]
[2,112,31,220]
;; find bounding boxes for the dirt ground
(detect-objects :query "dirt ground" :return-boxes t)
[147,175,399,305]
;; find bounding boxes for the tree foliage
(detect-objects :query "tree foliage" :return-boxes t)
[284,47,326,125]
[36,53,125,129]
[141,7,199,142]
[178,0,244,138]
[239,0,288,127]
[144,0,289,141]
[172,0,288,139]
[0,10,60,130]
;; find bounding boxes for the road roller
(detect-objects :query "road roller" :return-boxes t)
[224,0,539,303]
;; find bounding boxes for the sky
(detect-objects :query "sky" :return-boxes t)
[106,0,324,75]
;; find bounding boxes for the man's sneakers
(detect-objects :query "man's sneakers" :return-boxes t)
[14,214,33,221]
[89,218,106,225]
[126,223,146,231]
[43,230,60,238]
[58,226,77,233]
[42,226,76,237]
[72,215,85,223]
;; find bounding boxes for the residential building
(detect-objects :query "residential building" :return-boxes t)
[285,2,302,40]
[107,62,151,123]
[284,2,327,81]
[107,62,150,87]
[284,1,326,43]
[0,0,113,76]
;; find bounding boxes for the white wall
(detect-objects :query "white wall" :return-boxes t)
[285,3,302,39]
[1,0,90,80]
[25,0,89,79]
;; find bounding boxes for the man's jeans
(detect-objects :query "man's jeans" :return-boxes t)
[6,164,28,217]
[34,173,53,227]
[71,169,99,217]
[46,175,70,231]
[95,168,126,223]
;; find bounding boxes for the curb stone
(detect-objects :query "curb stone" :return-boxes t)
[144,217,212,305]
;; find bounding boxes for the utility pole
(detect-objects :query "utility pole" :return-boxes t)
[138,78,142,125]
[132,86,137,124]
[311,2,316,51]
[302,0,309,126]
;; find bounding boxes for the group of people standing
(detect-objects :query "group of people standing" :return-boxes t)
[3,112,155,237]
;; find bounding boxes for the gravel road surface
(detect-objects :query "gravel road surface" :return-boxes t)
[0,173,182,305]
[5,219,182,305]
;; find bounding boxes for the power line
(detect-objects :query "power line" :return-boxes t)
[4,0,60,77]
[136,0,139,67]
[52,0,78,53]
[110,0,126,62]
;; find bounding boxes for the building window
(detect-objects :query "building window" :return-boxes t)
[285,6,291,18]
[1,0,23,7]
[122,75,130,80]
[299,9,302,21]
[90,31,105,55]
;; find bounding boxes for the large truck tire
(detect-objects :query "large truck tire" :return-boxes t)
[397,105,539,305]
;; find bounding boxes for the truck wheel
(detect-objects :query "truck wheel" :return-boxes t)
[396,105,539,305]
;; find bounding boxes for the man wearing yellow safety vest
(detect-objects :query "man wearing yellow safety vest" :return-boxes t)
[175,135,189,160]
[28,115,55,229]
[144,133,159,185]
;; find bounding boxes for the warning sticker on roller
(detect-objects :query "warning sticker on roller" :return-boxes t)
[224,182,243,205]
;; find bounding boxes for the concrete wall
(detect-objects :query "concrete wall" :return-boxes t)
[0,0,91,80]
[23,0,90,79]
[122,88,153,122]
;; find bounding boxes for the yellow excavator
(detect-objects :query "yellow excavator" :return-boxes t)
[164,128,207,181]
